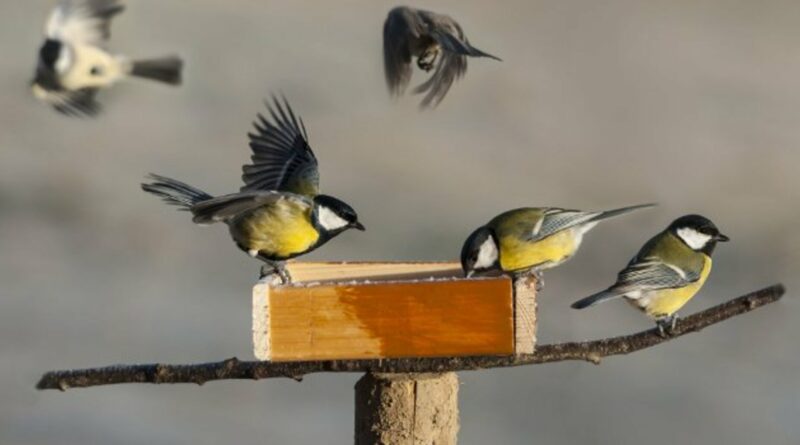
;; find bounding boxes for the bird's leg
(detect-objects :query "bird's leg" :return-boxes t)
[258,259,292,285]
[417,46,440,72]
[513,269,544,292]
[655,315,677,338]
[532,270,544,292]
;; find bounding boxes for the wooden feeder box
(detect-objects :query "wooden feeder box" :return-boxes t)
[252,262,537,362]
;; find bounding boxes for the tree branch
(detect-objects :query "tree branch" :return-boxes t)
[37,284,785,391]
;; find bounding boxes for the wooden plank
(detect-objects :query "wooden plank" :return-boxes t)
[285,261,465,283]
[252,262,536,362]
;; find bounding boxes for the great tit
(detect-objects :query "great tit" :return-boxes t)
[32,0,183,116]
[383,6,501,108]
[460,204,655,287]
[141,96,365,283]
[571,214,729,335]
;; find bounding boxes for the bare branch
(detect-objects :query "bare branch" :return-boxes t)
[36,284,785,391]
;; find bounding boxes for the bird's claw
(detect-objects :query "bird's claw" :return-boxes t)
[655,315,678,338]
[260,263,292,285]
[533,271,544,292]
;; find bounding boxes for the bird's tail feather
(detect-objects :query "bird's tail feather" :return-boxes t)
[434,31,501,61]
[129,56,183,85]
[571,290,623,309]
[141,174,212,212]
[592,203,656,223]
[465,42,502,61]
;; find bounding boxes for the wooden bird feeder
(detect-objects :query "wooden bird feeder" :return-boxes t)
[252,262,537,362]
[36,260,783,445]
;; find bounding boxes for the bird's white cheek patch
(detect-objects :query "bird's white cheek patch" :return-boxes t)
[474,238,498,270]
[318,206,349,231]
[55,46,72,74]
[676,228,711,250]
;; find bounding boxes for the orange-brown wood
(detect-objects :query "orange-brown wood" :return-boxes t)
[267,278,513,361]
[252,262,534,362]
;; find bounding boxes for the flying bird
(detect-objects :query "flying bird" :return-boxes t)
[383,6,500,108]
[461,204,655,288]
[571,214,729,336]
[142,96,365,283]
[32,0,183,116]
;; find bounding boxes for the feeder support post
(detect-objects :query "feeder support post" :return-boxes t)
[355,372,460,445]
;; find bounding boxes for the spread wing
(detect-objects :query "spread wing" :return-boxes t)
[383,7,417,96]
[612,257,701,294]
[241,96,319,197]
[190,191,311,225]
[412,9,500,108]
[45,0,124,46]
[32,84,100,117]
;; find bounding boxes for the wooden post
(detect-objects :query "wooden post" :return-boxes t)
[355,372,460,445]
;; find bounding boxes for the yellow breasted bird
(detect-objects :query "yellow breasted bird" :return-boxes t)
[571,214,729,335]
[460,204,655,287]
[142,96,365,283]
[32,0,183,116]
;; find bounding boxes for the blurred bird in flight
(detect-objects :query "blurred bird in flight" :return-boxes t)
[32,0,183,116]
[383,6,500,108]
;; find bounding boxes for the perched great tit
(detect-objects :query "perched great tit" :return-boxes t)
[571,214,729,336]
[141,96,365,283]
[32,0,183,116]
[383,6,501,108]
[460,204,655,287]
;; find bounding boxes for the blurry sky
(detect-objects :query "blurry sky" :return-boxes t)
[1,0,798,444]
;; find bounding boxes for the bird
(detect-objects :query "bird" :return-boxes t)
[383,6,501,108]
[571,214,729,336]
[460,204,655,288]
[31,0,183,117]
[141,96,365,283]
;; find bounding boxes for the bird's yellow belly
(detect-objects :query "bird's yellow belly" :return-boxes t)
[499,229,578,272]
[642,259,712,318]
[232,204,319,260]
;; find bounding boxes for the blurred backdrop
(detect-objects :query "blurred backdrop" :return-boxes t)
[1,1,798,444]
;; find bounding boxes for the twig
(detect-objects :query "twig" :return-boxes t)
[36,284,785,391]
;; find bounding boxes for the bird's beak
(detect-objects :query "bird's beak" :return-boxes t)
[351,221,366,231]
[716,233,730,242]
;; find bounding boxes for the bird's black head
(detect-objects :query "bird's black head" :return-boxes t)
[313,194,365,235]
[460,226,499,278]
[33,39,64,90]
[668,214,729,255]
[39,39,62,68]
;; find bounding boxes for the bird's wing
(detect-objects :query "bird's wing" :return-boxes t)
[383,7,418,96]
[45,0,124,46]
[613,257,701,294]
[32,84,101,117]
[412,9,500,108]
[241,96,320,198]
[190,191,311,225]
[526,208,603,242]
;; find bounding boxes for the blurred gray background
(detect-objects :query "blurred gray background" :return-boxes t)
[1,0,798,443]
